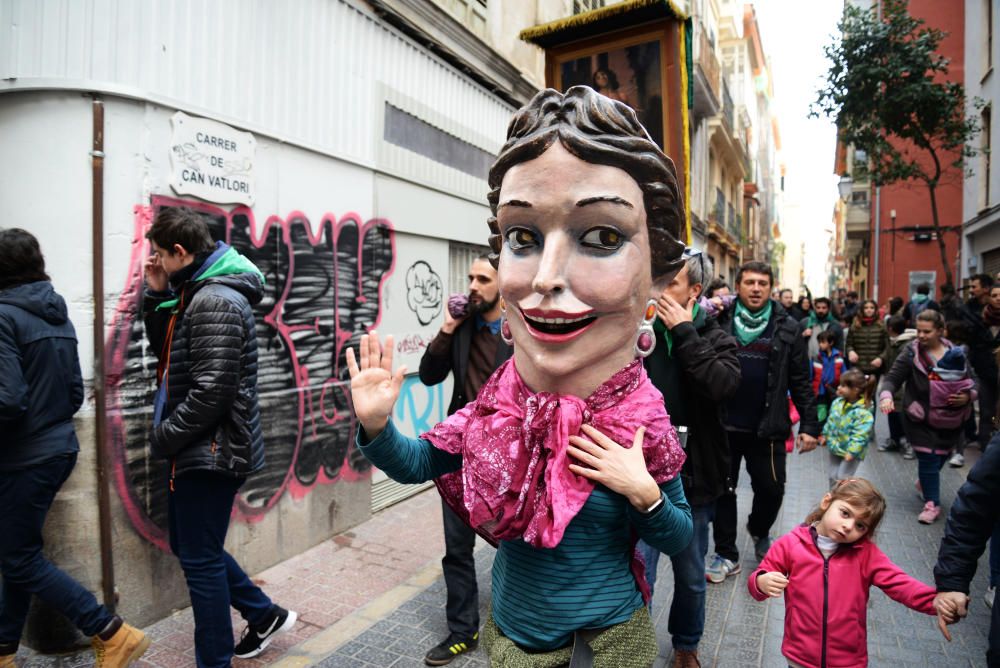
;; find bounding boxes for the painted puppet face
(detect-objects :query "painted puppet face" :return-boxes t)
[496,141,651,397]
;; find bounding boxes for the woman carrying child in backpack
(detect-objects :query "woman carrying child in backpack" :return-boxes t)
[748,478,958,668]
[879,309,977,524]
[819,370,876,489]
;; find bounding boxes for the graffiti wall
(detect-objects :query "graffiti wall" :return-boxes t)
[1,96,485,631]
[105,196,397,550]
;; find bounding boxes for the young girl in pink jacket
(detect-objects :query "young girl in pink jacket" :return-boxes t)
[748,478,956,667]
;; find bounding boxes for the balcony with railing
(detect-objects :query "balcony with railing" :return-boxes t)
[714,188,726,229]
[694,23,721,112]
[707,188,740,250]
[721,79,735,131]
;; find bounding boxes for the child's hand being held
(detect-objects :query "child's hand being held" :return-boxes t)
[933,591,970,641]
[756,572,789,598]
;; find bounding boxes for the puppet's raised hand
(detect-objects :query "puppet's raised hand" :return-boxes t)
[346,331,407,439]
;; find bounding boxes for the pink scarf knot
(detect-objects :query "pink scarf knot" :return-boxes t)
[424,358,685,549]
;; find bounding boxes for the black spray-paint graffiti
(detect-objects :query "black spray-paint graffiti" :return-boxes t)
[105,196,395,550]
[404,261,443,326]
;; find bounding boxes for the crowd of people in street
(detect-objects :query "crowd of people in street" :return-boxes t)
[2,85,999,668]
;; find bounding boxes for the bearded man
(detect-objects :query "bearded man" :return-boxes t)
[417,255,513,665]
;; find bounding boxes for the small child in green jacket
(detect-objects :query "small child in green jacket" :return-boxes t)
[820,369,877,489]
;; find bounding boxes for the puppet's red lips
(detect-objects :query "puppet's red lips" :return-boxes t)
[520,309,597,334]
[520,309,598,341]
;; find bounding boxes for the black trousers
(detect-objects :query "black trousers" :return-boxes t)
[979,378,998,448]
[441,500,479,638]
[713,431,786,562]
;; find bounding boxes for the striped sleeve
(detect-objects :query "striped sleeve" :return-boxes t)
[356,418,462,483]
[628,476,692,556]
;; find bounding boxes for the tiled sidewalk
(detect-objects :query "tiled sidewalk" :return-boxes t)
[307,415,994,667]
[14,488,451,668]
[16,413,995,667]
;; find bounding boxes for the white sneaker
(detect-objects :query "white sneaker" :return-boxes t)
[986,586,995,609]
[948,452,965,467]
[705,554,741,584]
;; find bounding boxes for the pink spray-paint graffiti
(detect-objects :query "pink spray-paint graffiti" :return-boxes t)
[106,196,396,550]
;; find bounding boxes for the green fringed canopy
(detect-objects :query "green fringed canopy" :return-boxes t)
[519,0,688,48]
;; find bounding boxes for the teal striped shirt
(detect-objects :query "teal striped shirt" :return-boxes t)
[358,420,692,650]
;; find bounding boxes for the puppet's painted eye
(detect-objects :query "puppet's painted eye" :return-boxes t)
[506,228,539,250]
[580,227,624,251]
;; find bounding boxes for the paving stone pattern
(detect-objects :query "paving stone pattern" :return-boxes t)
[328,415,993,668]
[13,414,994,667]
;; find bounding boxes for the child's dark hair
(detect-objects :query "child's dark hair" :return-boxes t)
[945,319,969,345]
[887,314,906,335]
[705,277,729,298]
[816,329,837,346]
[805,478,887,537]
[839,368,876,406]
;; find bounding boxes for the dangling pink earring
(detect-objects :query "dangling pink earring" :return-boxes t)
[500,297,513,346]
[634,299,657,358]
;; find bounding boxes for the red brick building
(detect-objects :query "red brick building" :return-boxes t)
[870,0,966,303]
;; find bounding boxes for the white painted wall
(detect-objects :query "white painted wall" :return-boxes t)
[0,0,512,204]
[963,0,1000,277]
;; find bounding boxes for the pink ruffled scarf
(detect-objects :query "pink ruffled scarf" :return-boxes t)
[423,358,686,550]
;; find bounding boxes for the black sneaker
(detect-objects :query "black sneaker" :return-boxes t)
[424,632,479,666]
[233,606,297,659]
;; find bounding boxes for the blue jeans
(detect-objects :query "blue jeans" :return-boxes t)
[0,454,114,645]
[637,502,712,651]
[168,471,274,668]
[915,451,948,506]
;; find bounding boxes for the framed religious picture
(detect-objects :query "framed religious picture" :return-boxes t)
[555,35,666,150]
[520,2,689,242]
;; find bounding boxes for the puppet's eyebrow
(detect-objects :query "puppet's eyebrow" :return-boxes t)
[498,199,532,209]
[576,195,634,208]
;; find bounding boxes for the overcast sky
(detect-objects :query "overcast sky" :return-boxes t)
[752,0,844,295]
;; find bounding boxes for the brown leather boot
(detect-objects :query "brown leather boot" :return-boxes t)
[671,648,702,668]
[92,623,150,668]
[0,652,15,668]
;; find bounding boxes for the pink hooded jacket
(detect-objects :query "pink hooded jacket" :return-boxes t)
[748,524,936,668]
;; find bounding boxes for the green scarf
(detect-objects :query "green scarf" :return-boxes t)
[653,303,702,357]
[806,309,832,328]
[733,300,773,346]
[156,245,265,312]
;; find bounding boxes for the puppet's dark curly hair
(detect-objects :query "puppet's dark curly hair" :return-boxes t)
[486,86,685,281]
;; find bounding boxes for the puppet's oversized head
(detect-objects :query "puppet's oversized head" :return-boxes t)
[486,86,686,397]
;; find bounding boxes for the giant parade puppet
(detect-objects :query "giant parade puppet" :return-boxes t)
[348,86,692,667]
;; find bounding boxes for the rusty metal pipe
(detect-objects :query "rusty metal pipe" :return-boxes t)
[91,96,117,613]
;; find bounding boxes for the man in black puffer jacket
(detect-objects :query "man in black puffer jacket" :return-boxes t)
[933,437,1000,667]
[635,250,740,668]
[143,208,295,667]
[0,229,148,667]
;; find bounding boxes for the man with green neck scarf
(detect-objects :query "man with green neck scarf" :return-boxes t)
[800,297,844,362]
[636,250,740,667]
[707,262,820,584]
[143,207,297,666]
